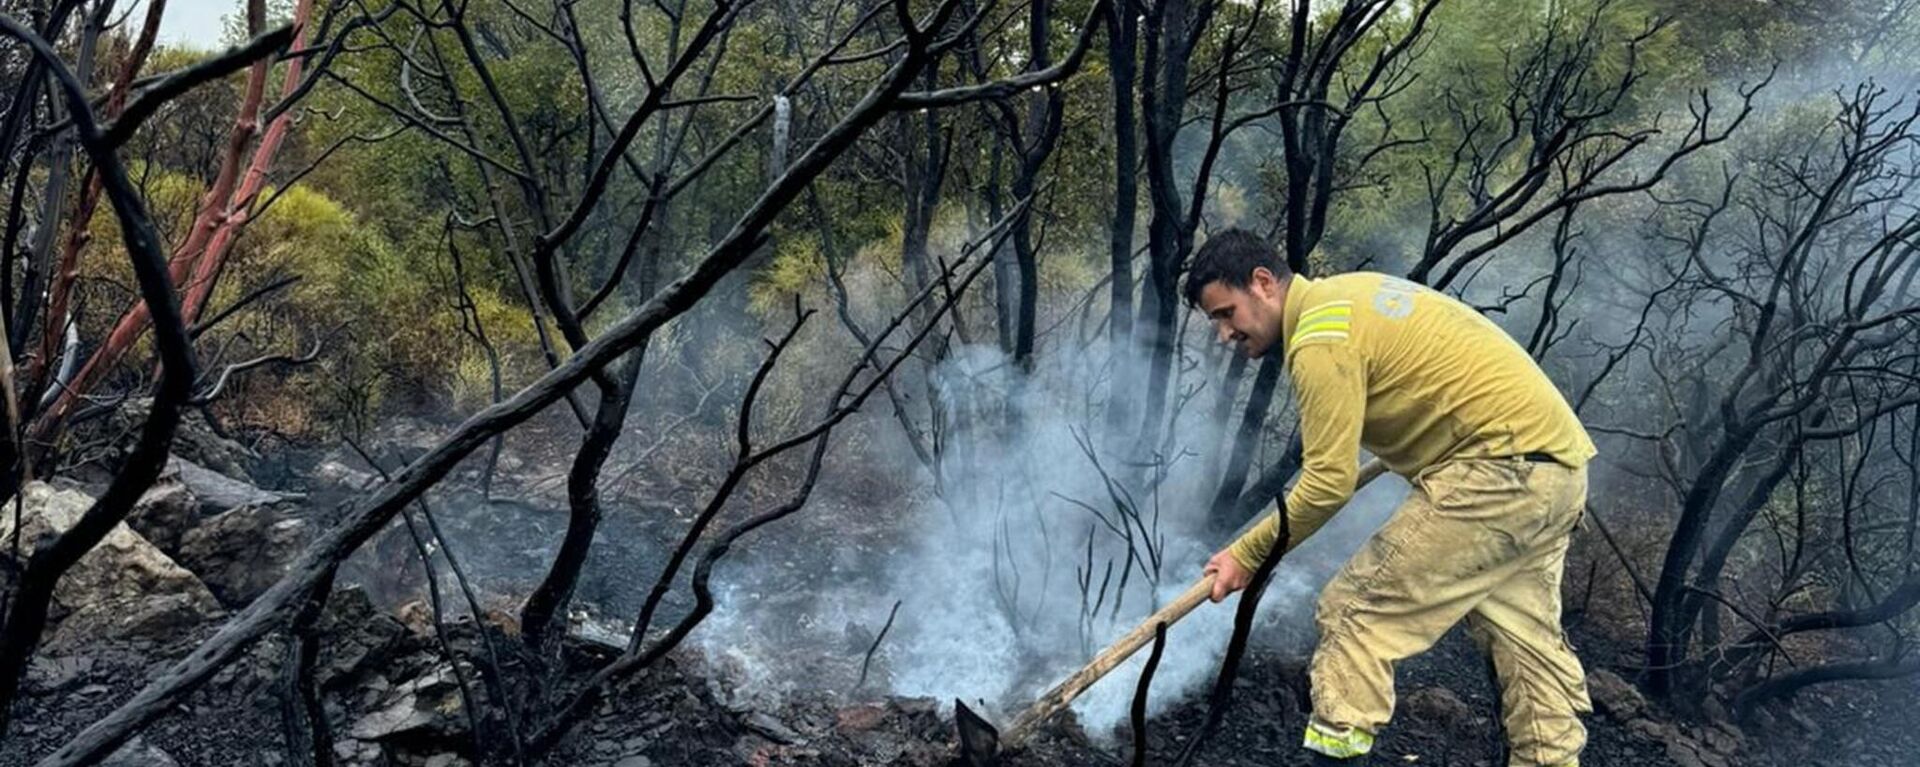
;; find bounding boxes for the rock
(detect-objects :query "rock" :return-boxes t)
[100,737,180,767]
[1701,694,1731,724]
[1666,734,1730,767]
[843,620,876,655]
[127,473,198,552]
[318,587,410,686]
[374,418,446,468]
[1404,687,1476,727]
[314,459,378,491]
[835,703,889,733]
[613,756,653,767]
[111,399,258,482]
[51,592,217,649]
[1702,721,1745,755]
[25,654,93,692]
[170,455,298,513]
[1586,668,1646,722]
[741,710,804,744]
[1786,703,1823,739]
[0,483,223,651]
[1626,717,1673,743]
[421,754,471,767]
[1629,719,1735,767]
[177,503,311,606]
[349,664,466,742]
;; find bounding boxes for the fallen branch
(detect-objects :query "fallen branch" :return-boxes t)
[1733,655,1920,720]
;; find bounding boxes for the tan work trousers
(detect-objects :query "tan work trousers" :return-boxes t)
[1307,457,1592,766]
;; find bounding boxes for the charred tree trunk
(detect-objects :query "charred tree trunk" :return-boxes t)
[1007,0,1063,370]
[1207,355,1281,532]
[26,0,167,415]
[0,0,81,346]
[520,352,642,652]
[1103,1,1140,434]
[10,0,103,358]
[1133,0,1202,446]
[279,569,336,767]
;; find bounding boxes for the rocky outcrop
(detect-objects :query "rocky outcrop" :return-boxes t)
[110,399,259,482]
[317,586,413,686]
[177,503,311,606]
[122,456,312,607]
[126,471,198,552]
[348,663,468,743]
[170,455,297,512]
[0,482,223,652]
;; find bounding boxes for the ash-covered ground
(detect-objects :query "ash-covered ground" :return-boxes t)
[5,413,1918,767]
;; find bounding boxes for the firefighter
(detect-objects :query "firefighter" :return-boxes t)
[1186,229,1595,767]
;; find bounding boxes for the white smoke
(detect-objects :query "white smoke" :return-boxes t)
[689,332,1410,739]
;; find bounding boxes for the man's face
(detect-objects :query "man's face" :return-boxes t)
[1197,268,1287,358]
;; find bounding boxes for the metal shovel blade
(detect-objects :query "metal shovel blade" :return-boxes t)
[954,698,1001,766]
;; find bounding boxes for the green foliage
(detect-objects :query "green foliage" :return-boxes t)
[131,0,1916,438]
[213,184,458,431]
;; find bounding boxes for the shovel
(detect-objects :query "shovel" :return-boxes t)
[955,458,1391,762]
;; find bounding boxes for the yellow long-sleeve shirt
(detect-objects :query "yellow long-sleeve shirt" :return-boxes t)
[1227,272,1597,571]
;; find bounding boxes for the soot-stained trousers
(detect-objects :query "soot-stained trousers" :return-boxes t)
[1226,272,1596,767]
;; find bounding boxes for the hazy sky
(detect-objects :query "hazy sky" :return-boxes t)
[129,0,234,49]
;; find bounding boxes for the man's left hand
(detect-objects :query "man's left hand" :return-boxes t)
[1203,548,1253,603]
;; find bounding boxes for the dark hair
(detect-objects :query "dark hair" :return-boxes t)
[1182,228,1290,307]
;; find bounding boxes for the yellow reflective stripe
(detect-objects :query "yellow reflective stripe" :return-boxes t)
[1295,317,1351,336]
[1300,301,1354,322]
[1290,330,1351,347]
[1297,313,1359,332]
[1302,722,1374,758]
[1292,302,1354,350]
[1299,311,1353,327]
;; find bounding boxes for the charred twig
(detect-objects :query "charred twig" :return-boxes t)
[188,275,302,340]
[1171,513,1290,766]
[1584,502,1654,609]
[1129,621,1168,767]
[438,219,508,497]
[190,340,323,405]
[278,568,337,767]
[401,506,489,757]
[532,169,1005,751]
[855,599,902,692]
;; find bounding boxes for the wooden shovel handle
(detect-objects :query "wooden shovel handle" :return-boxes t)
[999,457,1390,746]
[1002,573,1216,745]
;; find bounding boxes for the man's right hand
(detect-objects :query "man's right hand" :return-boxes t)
[1203,548,1254,603]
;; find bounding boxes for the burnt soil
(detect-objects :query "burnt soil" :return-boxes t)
[6,423,1918,765]
[6,601,1918,766]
